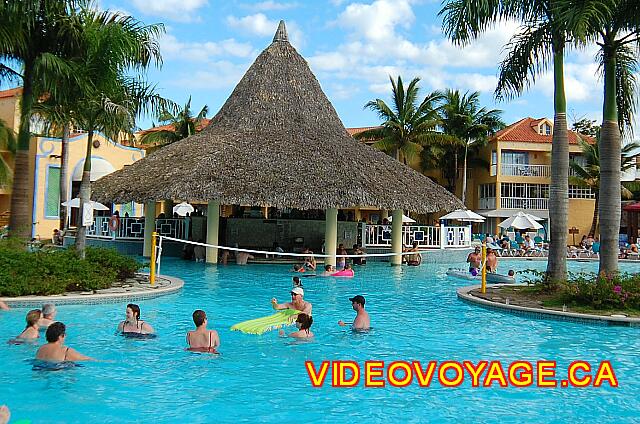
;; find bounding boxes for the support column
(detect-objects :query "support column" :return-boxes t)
[381,209,389,220]
[143,201,156,257]
[206,200,220,263]
[391,209,403,265]
[325,207,338,266]
[354,207,362,222]
[262,206,269,219]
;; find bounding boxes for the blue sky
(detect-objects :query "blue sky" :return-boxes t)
[100,0,620,132]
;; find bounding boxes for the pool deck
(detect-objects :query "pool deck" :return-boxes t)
[458,284,640,327]
[1,273,184,308]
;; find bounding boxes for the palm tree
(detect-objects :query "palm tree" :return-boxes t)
[138,97,208,152]
[72,9,167,258]
[439,89,504,205]
[0,119,17,188]
[567,0,640,273]
[440,0,579,281]
[355,76,446,164]
[0,0,84,238]
[570,137,640,237]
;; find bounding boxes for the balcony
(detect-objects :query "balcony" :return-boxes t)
[501,197,548,210]
[501,164,551,177]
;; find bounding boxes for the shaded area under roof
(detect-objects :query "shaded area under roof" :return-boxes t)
[92,21,463,214]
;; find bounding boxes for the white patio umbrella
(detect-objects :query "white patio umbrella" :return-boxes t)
[173,201,195,217]
[440,209,486,222]
[387,214,416,223]
[498,211,543,230]
[61,198,110,211]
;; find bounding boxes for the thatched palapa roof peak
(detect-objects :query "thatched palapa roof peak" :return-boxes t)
[92,21,463,213]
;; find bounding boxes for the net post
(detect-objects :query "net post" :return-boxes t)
[481,241,487,294]
[150,231,158,286]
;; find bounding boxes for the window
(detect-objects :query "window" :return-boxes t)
[501,183,549,199]
[490,150,497,176]
[45,166,61,218]
[569,185,595,198]
[501,151,529,165]
[479,184,496,199]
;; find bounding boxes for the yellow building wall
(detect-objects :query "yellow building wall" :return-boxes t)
[567,199,597,241]
[32,133,145,240]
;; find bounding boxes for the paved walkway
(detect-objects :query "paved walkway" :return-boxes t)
[1,274,184,308]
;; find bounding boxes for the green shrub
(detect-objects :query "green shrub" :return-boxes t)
[0,241,142,296]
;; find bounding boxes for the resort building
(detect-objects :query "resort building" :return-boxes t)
[0,87,145,239]
[466,117,596,237]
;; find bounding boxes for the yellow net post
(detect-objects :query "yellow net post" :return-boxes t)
[150,231,158,286]
[481,241,487,294]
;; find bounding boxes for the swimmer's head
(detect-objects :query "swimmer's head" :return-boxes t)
[126,303,141,320]
[344,263,352,270]
[192,310,207,327]
[26,309,41,328]
[293,264,302,271]
[296,313,313,330]
[292,276,302,287]
[46,322,65,343]
[324,264,332,271]
[41,303,56,318]
[508,270,515,277]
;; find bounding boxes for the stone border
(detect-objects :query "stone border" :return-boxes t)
[457,284,640,327]
[1,274,184,308]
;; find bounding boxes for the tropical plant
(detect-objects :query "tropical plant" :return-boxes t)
[438,89,504,205]
[570,138,640,237]
[138,96,208,151]
[355,76,447,164]
[72,9,168,258]
[566,0,640,274]
[0,119,16,188]
[0,0,84,238]
[440,0,581,282]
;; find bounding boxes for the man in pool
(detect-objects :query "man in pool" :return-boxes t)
[467,246,482,275]
[338,295,370,330]
[271,287,312,316]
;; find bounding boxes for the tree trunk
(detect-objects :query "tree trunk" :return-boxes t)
[546,47,569,282]
[461,141,469,206]
[59,123,70,232]
[599,47,621,274]
[75,130,94,259]
[8,63,35,239]
[589,192,599,237]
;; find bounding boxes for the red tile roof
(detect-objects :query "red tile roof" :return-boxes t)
[137,119,211,135]
[346,126,381,137]
[493,117,594,144]
[0,87,22,99]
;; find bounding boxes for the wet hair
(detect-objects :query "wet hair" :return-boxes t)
[296,314,313,331]
[26,309,41,328]
[127,304,141,320]
[193,310,207,327]
[46,322,66,343]
[508,270,515,276]
[42,303,56,317]
[324,264,332,271]
[344,263,352,270]
[293,264,302,271]
[292,276,302,287]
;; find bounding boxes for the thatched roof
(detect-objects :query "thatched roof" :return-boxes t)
[92,21,463,213]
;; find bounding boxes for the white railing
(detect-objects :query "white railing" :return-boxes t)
[501,164,551,177]
[500,197,548,210]
[362,224,471,249]
[479,197,496,209]
[87,217,188,240]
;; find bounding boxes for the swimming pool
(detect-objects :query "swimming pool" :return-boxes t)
[1,258,639,423]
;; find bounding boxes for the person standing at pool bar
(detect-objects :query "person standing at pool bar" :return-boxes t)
[272,287,312,316]
[338,295,370,330]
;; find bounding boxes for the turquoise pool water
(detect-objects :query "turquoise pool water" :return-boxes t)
[1,258,639,423]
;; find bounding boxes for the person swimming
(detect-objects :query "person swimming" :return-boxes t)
[186,310,220,354]
[292,264,306,273]
[320,264,335,276]
[37,303,57,330]
[35,322,92,362]
[280,313,314,339]
[10,309,41,342]
[117,304,155,336]
[331,263,354,277]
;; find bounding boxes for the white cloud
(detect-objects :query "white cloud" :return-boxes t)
[247,1,299,11]
[170,62,251,90]
[130,0,208,21]
[338,0,414,44]
[226,14,305,49]
[537,62,601,102]
[160,33,256,61]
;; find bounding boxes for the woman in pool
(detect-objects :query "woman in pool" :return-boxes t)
[13,309,41,341]
[117,304,155,335]
[36,322,92,362]
[280,313,314,339]
[186,310,220,353]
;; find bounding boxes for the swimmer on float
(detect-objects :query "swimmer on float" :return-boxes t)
[292,264,306,273]
[332,263,354,277]
[117,304,155,335]
[36,322,93,362]
[279,313,314,339]
[271,287,312,316]
[186,310,220,353]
